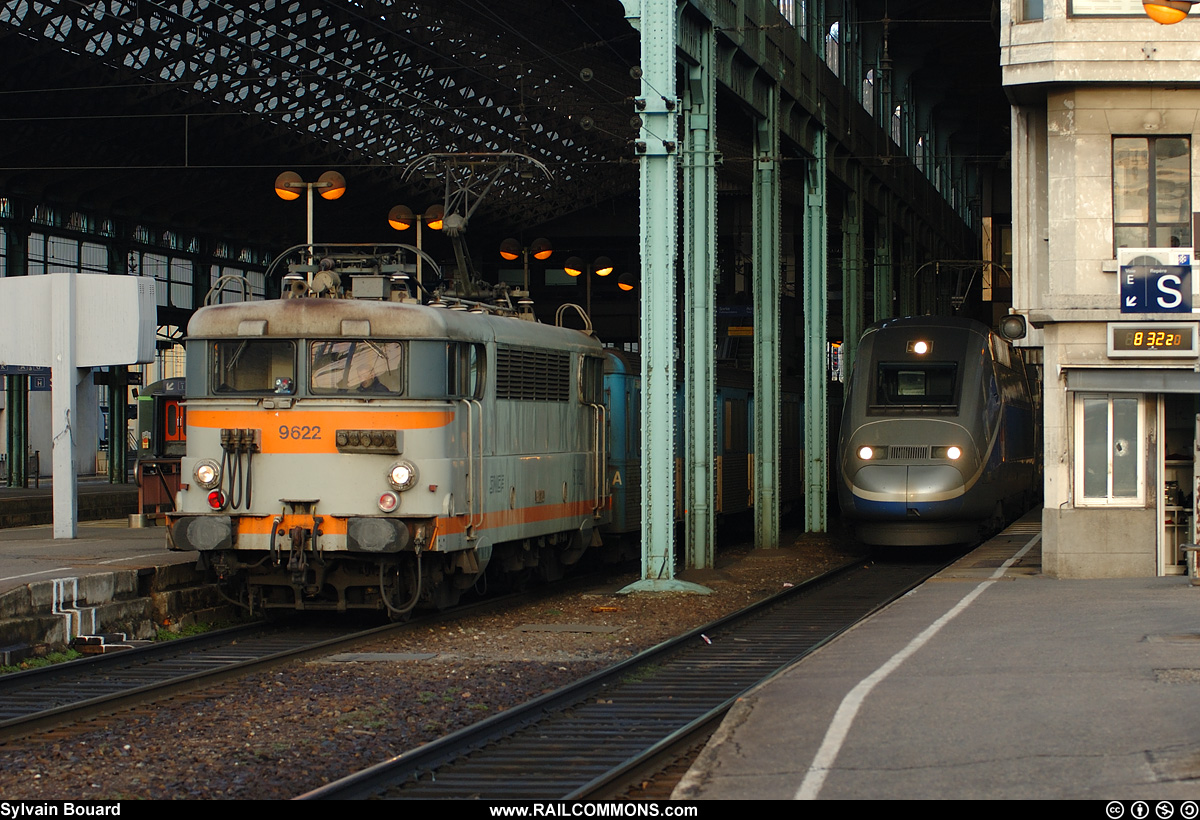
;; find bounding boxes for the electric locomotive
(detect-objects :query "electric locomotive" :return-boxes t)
[836,316,1038,546]
[167,247,609,615]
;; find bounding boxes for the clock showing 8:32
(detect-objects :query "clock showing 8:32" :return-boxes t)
[1107,322,1199,357]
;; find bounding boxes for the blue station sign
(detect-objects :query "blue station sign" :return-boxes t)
[1119,263,1193,314]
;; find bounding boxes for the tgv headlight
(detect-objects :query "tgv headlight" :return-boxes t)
[194,459,221,490]
[932,445,963,461]
[387,460,418,491]
[857,446,875,461]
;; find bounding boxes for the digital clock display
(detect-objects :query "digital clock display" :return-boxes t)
[1107,323,1199,358]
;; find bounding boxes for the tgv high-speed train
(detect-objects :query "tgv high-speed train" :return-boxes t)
[836,316,1039,546]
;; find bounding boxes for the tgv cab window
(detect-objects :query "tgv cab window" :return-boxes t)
[874,363,957,407]
[310,340,404,395]
[211,341,296,394]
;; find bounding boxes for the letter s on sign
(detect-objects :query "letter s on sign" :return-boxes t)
[1156,274,1183,309]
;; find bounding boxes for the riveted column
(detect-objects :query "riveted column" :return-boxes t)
[619,0,706,594]
[874,204,894,322]
[683,30,717,570]
[803,131,828,533]
[842,179,864,370]
[753,85,780,550]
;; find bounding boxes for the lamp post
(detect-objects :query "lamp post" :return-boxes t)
[564,255,614,316]
[274,170,346,253]
[499,237,553,292]
[388,204,445,291]
[1143,0,1197,23]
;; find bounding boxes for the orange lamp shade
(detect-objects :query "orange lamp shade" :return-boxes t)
[530,237,553,261]
[564,256,585,277]
[423,204,445,231]
[499,238,521,261]
[317,170,346,200]
[274,171,303,201]
[388,205,414,231]
[1143,0,1196,23]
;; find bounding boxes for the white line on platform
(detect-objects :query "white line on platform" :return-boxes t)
[97,552,170,565]
[0,567,74,583]
[794,532,1042,800]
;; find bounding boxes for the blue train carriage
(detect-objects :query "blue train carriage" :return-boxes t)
[836,316,1038,546]
[601,350,804,539]
[166,287,611,615]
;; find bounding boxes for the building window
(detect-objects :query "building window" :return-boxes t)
[1113,137,1192,251]
[1075,394,1144,505]
[1021,0,1044,21]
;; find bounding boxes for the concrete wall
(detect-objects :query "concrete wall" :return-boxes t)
[1002,0,1200,577]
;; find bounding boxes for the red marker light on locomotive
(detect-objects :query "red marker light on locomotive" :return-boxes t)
[379,492,399,513]
[207,490,226,510]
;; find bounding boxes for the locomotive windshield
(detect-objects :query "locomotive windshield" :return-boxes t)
[874,362,958,407]
[211,341,296,394]
[310,340,404,395]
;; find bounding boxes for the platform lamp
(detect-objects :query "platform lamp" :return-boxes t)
[564,255,614,316]
[1143,0,1197,23]
[499,237,553,292]
[388,204,445,291]
[274,171,346,261]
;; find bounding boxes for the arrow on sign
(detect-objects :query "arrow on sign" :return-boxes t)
[1126,296,1138,307]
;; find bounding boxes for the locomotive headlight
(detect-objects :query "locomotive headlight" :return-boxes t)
[194,459,221,490]
[387,460,418,491]
[946,446,962,461]
[857,446,875,461]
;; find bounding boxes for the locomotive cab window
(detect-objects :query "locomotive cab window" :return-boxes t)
[212,340,296,394]
[309,340,404,395]
[447,342,485,398]
[580,355,604,404]
[874,363,958,407]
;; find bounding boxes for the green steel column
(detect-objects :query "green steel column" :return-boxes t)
[4,376,12,486]
[803,131,828,533]
[842,185,864,370]
[752,88,781,551]
[108,366,127,484]
[619,0,706,594]
[874,207,894,321]
[683,34,717,570]
[5,206,29,488]
[8,375,28,488]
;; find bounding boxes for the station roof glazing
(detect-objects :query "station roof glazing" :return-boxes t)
[0,1,1006,252]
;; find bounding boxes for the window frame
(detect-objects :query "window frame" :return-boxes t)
[308,339,406,396]
[1112,135,1192,253]
[210,340,297,395]
[1073,392,1146,507]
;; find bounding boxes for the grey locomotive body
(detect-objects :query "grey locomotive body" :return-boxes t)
[168,293,608,615]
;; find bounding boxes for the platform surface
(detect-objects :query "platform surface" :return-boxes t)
[676,512,1200,800]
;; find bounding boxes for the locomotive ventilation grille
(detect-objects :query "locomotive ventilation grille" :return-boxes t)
[888,445,930,459]
[496,348,570,401]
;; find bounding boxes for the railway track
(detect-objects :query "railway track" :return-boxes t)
[0,574,607,746]
[0,620,387,743]
[301,556,946,800]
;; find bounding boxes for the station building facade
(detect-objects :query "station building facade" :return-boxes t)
[1003,0,1200,576]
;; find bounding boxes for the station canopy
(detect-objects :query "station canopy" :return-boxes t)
[0,1,1006,247]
